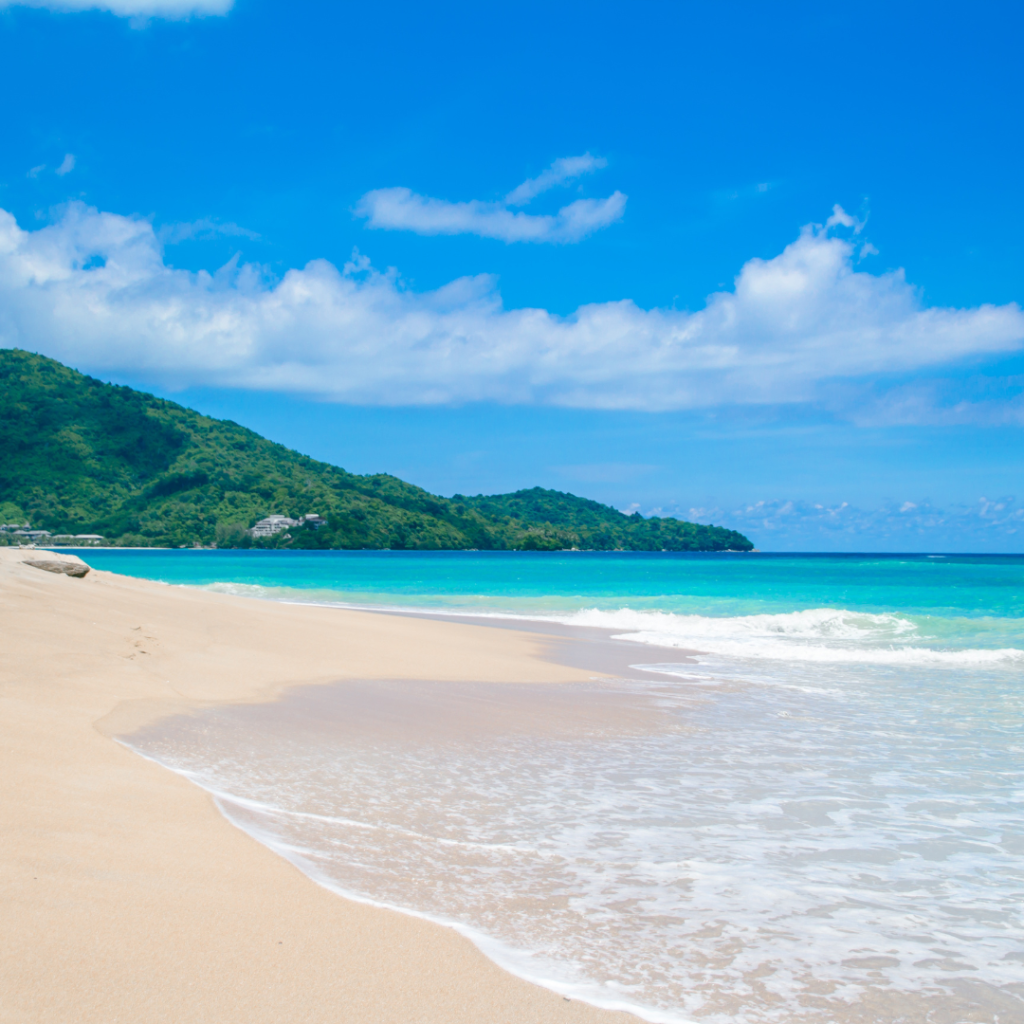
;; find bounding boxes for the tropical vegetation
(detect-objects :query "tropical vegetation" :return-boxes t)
[0,349,753,552]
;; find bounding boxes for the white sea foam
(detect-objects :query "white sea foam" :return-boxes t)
[554,606,1024,666]
[162,578,1024,1020]
[198,581,1024,669]
[201,581,275,597]
[127,652,1024,1024]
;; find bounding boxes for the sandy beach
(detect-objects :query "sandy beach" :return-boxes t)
[0,548,641,1024]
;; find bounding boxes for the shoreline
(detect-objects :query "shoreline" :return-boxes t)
[17,544,760,554]
[0,548,644,1023]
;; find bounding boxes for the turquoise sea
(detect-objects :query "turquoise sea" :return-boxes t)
[72,547,1024,622]
[80,550,1024,1024]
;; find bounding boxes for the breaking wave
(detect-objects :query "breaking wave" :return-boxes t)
[553,607,1024,667]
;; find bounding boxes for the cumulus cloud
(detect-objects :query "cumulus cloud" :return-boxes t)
[824,204,863,232]
[55,153,75,176]
[681,496,1024,552]
[0,201,1022,409]
[0,0,231,17]
[354,153,625,244]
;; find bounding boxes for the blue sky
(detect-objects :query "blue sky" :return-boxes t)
[1,0,1022,550]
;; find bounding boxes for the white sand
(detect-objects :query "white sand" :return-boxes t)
[0,548,640,1023]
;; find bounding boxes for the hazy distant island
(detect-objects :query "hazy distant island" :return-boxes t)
[0,349,752,552]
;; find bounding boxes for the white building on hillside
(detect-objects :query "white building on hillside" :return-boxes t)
[250,515,299,538]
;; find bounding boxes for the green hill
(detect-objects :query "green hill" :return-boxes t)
[0,349,753,552]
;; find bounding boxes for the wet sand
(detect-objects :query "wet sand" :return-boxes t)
[0,547,645,1024]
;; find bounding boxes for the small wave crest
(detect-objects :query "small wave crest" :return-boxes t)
[194,582,1024,669]
[555,607,1024,667]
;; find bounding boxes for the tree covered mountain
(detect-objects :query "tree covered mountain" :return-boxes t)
[0,349,753,552]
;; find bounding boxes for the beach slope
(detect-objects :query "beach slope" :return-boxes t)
[0,549,638,1024]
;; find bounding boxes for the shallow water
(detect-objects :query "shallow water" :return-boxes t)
[74,549,1024,622]
[103,551,1024,1023]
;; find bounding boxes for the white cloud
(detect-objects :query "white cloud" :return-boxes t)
[55,153,75,176]
[504,153,607,206]
[354,153,625,244]
[158,218,260,244]
[822,376,1024,427]
[0,202,1021,410]
[0,0,231,17]
[682,496,1024,552]
[356,187,626,244]
[824,203,863,233]
[27,164,45,179]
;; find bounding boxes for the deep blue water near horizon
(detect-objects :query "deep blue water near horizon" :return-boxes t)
[89,549,1024,1024]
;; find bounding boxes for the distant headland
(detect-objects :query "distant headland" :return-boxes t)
[0,349,752,553]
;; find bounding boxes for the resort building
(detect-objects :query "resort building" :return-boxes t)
[249,515,300,538]
[249,514,327,537]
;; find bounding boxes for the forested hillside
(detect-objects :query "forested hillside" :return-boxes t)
[0,350,753,552]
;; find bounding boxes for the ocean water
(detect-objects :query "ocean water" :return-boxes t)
[84,551,1024,1024]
